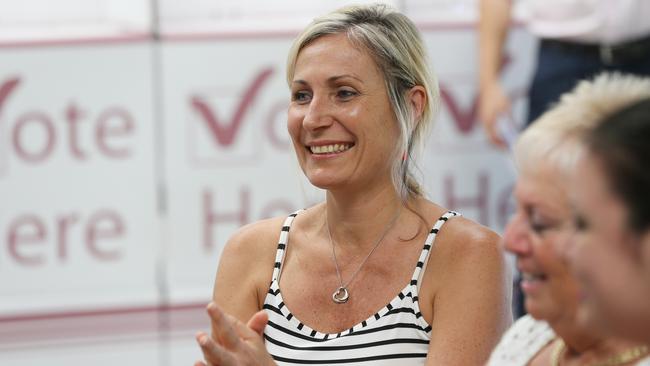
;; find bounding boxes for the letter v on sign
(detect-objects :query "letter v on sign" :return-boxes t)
[0,77,20,176]
[439,84,478,134]
[191,68,274,147]
[439,55,512,135]
[0,77,20,118]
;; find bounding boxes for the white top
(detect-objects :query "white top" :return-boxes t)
[488,315,650,366]
[638,356,650,366]
[486,315,555,366]
[518,0,650,44]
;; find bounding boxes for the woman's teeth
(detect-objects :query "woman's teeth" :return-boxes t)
[310,144,351,154]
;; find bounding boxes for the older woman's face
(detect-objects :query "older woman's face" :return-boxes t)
[568,154,650,340]
[503,164,579,323]
[287,33,400,191]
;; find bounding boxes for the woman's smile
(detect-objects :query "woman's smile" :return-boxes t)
[307,141,355,156]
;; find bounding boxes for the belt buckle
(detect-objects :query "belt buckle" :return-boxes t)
[600,44,615,65]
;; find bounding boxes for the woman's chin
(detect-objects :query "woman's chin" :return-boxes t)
[306,178,336,191]
[576,302,604,333]
[305,174,346,191]
[524,298,562,323]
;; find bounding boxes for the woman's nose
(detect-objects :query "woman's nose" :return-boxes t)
[503,213,532,256]
[302,96,334,131]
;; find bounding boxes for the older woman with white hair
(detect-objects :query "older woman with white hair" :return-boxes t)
[487,73,650,366]
[194,4,511,366]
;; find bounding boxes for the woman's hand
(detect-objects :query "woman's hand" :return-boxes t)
[479,81,511,148]
[194,303,276,366]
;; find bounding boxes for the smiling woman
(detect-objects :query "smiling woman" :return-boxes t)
[569,95,650,347]
[193,4,511,366]
[487,73,650,366]
[287,32,403,196]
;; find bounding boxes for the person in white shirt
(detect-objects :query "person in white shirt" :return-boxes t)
[479,0,650,148]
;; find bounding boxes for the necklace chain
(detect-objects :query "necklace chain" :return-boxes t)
[326,208,401,304]
[550,338,649,366]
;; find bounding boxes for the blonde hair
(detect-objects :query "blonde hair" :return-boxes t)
[515,73,650,176]
[286,4,439,201]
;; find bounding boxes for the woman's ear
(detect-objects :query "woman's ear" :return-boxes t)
[408,85,427,123]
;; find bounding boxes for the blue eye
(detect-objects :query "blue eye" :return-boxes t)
[292,91,312,103]
[337,89,357,100]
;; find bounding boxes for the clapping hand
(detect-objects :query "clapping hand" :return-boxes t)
[194,303,276,366]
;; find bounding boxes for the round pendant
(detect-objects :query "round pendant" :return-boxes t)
[332,287,349,304]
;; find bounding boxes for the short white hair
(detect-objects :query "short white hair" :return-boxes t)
[515,73,650,176]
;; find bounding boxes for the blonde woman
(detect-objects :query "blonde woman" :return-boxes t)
[194,4,511,366]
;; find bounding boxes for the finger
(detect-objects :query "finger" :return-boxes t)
[222,310,261,340]
[194,361,207,366]
[197,331,234,366]
[207,303,241,349]
[246,310,269,337]
[485,119,506,148]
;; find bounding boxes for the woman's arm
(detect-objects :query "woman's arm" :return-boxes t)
[195,218,283,365]
[426,221,512,365]
[211,218,282,323]
[195,303,275,366]
[478,0,513,147]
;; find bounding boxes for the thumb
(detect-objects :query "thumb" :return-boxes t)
[246,310,269,336]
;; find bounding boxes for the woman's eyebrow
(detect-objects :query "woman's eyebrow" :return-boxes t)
[328,74,364,83]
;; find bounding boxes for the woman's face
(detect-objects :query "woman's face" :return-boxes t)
[503,164,580,323]
[287,33,400,192]
[568,154,650,340]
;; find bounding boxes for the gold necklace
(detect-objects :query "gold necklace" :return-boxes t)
[550,338,650,366]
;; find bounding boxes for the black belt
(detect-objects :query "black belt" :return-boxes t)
[540,34,650,65]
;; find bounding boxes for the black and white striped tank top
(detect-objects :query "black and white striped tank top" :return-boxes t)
[263,210,460,365]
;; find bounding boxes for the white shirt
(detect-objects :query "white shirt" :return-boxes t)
[487,315,650,366]
[518,0,650,44]
[486,315,555,366]
[638,356,650,366]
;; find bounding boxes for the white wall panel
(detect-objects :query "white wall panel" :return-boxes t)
[159,0,397,36]
[160,38,324,303]
[0,0,151,44]
[0,44,160,314]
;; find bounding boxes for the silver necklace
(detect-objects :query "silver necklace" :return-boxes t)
[326,208,401,304]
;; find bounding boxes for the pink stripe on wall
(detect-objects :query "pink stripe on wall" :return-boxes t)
[0,302,209,347]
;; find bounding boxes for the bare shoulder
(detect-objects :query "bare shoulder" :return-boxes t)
[224,216,286,252]
[427,214,506,290]
[417,201,507,290]
[213,214,291,321]
[416,199,502,264]
[419,203,512,364]
[437,215,502,261]
[219,215,287,271]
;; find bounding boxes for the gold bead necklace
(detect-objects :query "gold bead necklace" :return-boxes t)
[550,338,649,366]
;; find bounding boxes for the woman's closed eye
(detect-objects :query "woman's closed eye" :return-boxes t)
[573,213,589,232]
[528,208,566,235]
[530,221,554,234]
